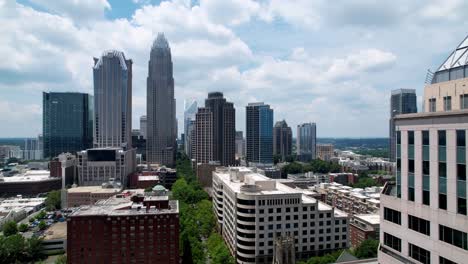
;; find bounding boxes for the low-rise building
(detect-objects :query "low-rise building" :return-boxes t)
[66,182,123,208]
[316,183,382,215]
[349,214,380,248]
[317,144,334,161]
[329,173,357,185]
[67,191,179,264]
[0,197,45,229]
[0,170,61,196]
[213,167,349,264]
[286,172,329,189]
[256,166,282,179]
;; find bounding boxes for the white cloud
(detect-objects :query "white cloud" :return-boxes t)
[199,0,260,26]
[1,0,468,138]
[29,0,111,24]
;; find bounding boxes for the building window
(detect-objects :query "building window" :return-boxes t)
[383,233,401,252]
[439,161,447,210]
[429,98,436,112]
[408,215,430,236]
[409,243,431,264]
[439,224,468,250]
[443,96,452,111]
[439,130,446,146]
[460,94,468,109]
[384,207,401,225]
[439,256,457,264]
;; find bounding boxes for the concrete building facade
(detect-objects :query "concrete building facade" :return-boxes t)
[213,167,349,264]
[379,35,468,264]
[77,148,136,187]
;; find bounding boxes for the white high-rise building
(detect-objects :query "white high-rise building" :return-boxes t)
[378,36,468,264]
[93,50,132,149]
[213,167,349,264]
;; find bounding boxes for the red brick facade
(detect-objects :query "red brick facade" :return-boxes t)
[67,204,179,263]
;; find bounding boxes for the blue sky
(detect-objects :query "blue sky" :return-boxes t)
[1,0,467,138]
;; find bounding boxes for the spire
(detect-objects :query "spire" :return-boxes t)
[152,32,170,50]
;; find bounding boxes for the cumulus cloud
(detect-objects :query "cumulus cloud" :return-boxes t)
[29,0,111,24]
[1,0,467,138]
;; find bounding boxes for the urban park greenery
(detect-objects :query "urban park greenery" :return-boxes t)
[173,153,234,264]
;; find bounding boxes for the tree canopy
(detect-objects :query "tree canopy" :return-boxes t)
[2,221,17,237]
[353,239,379,259]
[175,154,234,264]
[45,190,61,211]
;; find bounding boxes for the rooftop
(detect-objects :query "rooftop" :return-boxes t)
[67,186,122,194]
[0,170,53,182]
[354,214,380,225]
[214,167,347,217]
[70,191,178,217]
[93,50,129,70]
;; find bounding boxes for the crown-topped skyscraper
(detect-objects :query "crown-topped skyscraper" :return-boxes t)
[146,33,176,166]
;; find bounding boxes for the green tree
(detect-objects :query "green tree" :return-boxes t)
[353,239,379,259]
[45,190,61,211]
[54,255,67,264]
[285,155,296,163]
[207,232,235,264]
[18,223,28,232]
[36,210,47,220]
[282,162,304,175]
[38,221,47,230]
[273,154,282,165]
[25,236,44,261]
[4,234,26,263]
[300,250,343,264]
[2,221,17,237]
[55,254,67,264]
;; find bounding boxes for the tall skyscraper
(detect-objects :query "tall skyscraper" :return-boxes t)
[140,115,147,139]
[273,120,292,161]
[93,50,132,149]
[147,33,176,166]
[389,89,417,161]
[378,35,468,264]
[43,92,93,159]
[194,107,213,164]
[246,102,273,165]
[193,92,236,166]
[204,92,236,166]
[297,123,317,161]
[184,100,198,156]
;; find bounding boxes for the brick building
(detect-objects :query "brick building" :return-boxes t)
[67,192,179,264]
[349,214,380,248]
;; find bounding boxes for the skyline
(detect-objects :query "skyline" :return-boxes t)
[2,0,468,138]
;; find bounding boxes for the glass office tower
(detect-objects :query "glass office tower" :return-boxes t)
[43,92,93,159]
[246,102,273,165]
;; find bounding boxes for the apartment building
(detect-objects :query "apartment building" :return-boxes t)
[212,167,349,264]
[317,183,381,215]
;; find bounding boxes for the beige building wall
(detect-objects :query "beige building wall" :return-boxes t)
[424,77,468,112]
